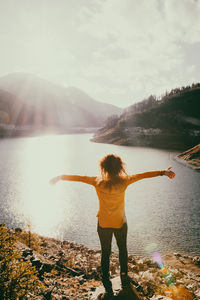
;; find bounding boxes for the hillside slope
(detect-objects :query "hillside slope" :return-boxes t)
[92,84,200,150]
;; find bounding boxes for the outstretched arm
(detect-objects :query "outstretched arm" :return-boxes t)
[127,167,175,186]
[49,175,97,186]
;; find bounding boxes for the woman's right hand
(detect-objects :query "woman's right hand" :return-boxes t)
[49,175,62,185]
[164,167,175,179]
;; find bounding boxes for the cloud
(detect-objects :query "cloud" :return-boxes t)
[0,0,200,106]
[164,0,200,43]
[76,0,200,104]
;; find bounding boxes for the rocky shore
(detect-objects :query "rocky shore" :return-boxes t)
[10,229,200,299]
[177,144,200,170]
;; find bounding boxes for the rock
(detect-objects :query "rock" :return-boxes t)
[193,256,200,266]
[15,227,22,233]
[49,255,57,260]
[40,263,53,274]
[62,241,69,246]
[195,290,200,298]
[174,253,181,258]
[58,251,64,257]
[177,144,200,169]
[179,259,186,265]
[150,296,172,300]
[30,258,42,270]
[94,253,101,258]
[22,248,33,257]
[42,290,52,300]
[55,260,82,276]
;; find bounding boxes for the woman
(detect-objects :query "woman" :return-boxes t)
[50,154,175,299]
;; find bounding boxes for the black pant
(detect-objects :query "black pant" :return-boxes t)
[97,222,128,282]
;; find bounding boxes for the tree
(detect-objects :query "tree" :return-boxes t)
[105,114,119,129]
[0,224,43,299]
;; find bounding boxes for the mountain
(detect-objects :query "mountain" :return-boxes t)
[64,86,122,121]
[92,84,200,150]
[0,73,122,135]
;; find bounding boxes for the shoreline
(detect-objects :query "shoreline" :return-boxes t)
[6,227,200,299]
[175,155,200,170]
[177,144,200,170]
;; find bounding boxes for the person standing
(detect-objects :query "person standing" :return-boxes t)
[50,154,175,299]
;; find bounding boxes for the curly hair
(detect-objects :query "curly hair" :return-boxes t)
[98,154,127,189]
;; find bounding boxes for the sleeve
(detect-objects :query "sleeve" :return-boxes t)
[126,170,165,186]
[61,175,97,186]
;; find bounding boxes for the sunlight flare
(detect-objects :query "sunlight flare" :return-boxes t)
[14,135,72,237]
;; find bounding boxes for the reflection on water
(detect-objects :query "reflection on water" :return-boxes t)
[0,134,199,256]
[15,135,71,237]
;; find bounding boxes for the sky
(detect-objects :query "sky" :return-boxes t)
[0,0,200,108]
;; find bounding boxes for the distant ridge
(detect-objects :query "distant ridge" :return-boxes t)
[92,84,200,150]
[0,72,122,136]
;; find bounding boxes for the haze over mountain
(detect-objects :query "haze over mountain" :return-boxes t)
[92,84,200,150]
[0,73,122,135]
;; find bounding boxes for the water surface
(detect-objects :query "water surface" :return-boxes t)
[0,134,199,256]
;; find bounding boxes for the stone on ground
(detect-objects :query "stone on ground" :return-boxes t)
[90,276,142,299]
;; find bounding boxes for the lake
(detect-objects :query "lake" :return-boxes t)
[0,134,199,256]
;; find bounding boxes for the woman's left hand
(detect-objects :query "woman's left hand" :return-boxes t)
[164,167,175,179]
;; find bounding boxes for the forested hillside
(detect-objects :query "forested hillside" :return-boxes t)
[92,84,200,150]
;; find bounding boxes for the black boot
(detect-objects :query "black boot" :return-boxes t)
[120,273,131,289]
[98,292,114,299]
[102,276,114,298]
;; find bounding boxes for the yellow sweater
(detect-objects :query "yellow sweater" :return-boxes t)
[61,170,165,228]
